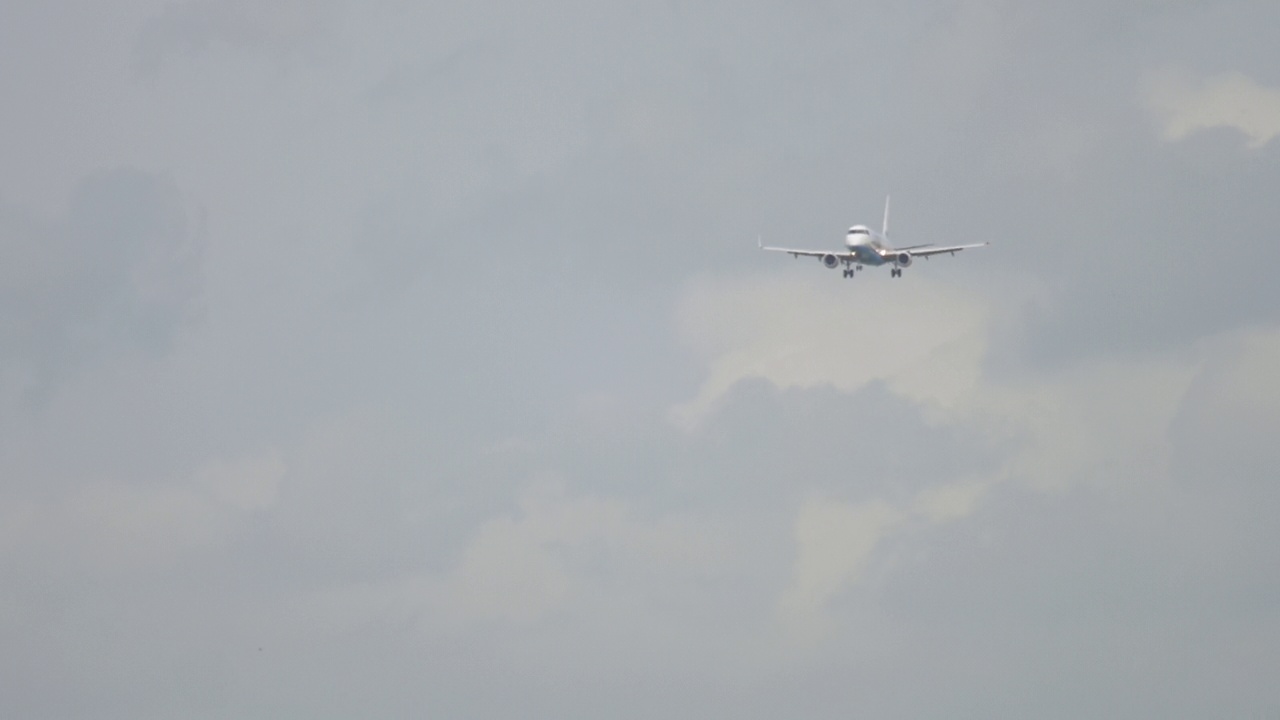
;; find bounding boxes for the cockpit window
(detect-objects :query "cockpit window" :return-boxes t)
[848,228,869,235]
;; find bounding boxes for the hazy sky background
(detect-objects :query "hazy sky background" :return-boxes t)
[3,1,1279,717]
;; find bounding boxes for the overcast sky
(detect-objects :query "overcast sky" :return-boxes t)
[3,1,1279,717]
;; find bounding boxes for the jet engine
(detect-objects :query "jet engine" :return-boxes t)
[895,252,913,268]
[822,253,840,269]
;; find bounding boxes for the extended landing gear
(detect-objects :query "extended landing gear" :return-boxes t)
[891,268,903,278]
[843,269,855,278]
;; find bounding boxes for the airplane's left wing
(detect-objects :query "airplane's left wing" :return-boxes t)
[907,242,989,258]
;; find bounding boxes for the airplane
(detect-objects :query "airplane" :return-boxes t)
[759,197,988,278]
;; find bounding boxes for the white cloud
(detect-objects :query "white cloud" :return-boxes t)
[282,481,750,659]
[777,477,1005,646]
[432,482,584,625]
[196,449,286,512]
[975,355,1197,492]
[426,482,736,629]
[670,272,990,429]
[779,497,903,638]
[1146,69,1280,148]
[671,271,1204,494]
[0,449,284,570]
[1187,327,1280,421]
[669,272,1229,649]
[65,482,228,567]
[1170,325,1280,486]
[913,478,989,522]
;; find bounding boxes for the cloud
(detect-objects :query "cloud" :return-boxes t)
[7,2,1280,717]
[669,269,1202,499]
[1170,326,1280,495]
[196,450,287,512]
[135,0,333,73]
[428,480,736,628]
[1146,68,1280,148]
[670,272,990,429]
[0,449,284,572]
[779,497,903,636]
[0,168,202,403]
[913,477,989,522]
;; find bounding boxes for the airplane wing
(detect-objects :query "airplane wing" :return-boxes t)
[758,237,856,260]
[759,245,845,258]
[759,245,860,265]
[906,242,989,258]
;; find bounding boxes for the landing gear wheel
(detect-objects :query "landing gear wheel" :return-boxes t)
[891,268,902,278]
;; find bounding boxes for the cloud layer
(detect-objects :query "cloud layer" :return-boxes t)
[2,1,1279,718]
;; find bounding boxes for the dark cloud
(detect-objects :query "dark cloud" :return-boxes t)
[1002,135,1280,365]
[135,0,332,74]
[3,1,1280,718]
[0,168,202,404]
[821,481,1280,719]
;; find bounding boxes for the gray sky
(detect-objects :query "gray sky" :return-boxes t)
[3,1,1279,717]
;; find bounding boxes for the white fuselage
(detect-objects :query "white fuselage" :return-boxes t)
[844,225,894,266]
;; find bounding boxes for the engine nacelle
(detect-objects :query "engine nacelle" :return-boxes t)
[822,253,840,269]
[895,252,913,268]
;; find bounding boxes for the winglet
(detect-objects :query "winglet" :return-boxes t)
[882,195,890,237]
[757,234,763,249]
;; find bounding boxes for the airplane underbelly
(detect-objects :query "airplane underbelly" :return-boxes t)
[844,242,888,266]
[858,249,886,266]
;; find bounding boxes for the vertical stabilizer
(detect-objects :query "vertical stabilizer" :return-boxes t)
[882,195,891,237]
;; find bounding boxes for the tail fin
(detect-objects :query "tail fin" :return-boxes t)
[882,195,891,237]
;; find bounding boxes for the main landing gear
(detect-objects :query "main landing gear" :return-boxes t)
[843,264,864,279]
[891,268,903,278]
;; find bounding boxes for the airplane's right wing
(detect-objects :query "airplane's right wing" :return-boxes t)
[759,243,857,267]
[758,237,855,261]
[760,245,840,258]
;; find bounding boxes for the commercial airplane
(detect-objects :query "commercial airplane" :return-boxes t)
[759,197,988,278]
